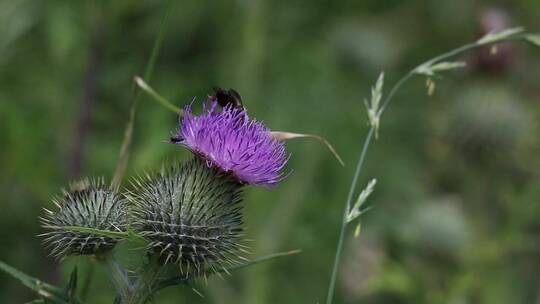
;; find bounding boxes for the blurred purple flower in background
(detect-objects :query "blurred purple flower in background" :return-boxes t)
[171,100,289,187]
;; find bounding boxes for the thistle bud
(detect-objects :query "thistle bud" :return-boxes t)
[129,158,245,278]
[41,179,127,258]
[445,84,533,161]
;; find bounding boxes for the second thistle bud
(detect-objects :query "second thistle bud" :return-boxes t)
[129,158,245,278]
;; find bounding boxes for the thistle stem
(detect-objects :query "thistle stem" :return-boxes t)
[126,259,162,304]
[325,30,533,304]
[80,260,95,301]
[103,257,131,302]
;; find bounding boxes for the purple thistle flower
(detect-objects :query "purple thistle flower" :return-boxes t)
[171,100,289,187]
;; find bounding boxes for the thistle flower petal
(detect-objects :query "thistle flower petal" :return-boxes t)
[171,100,289,187]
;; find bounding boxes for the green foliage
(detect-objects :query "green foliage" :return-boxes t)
[0,260,78,304]
[1,1,540,304]
[66,266,78,302]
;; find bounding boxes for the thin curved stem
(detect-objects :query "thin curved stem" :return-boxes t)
[380,44,485,115]
[152,249,301,294]
[377,71,414,116]
[378,33,527,116]
[325,30,534,304]
[134,76,183,115]
[80,261,95,301]
[126,258,163,304]
[103,257,131,302]
[325,128,373,304]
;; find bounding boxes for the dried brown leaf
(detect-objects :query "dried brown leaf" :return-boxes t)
[271,131,345,166]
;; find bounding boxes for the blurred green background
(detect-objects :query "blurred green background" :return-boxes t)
[1,1,540,303]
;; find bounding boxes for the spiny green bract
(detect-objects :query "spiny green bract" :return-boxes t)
[128,158,246,278]
[40,179,127,258]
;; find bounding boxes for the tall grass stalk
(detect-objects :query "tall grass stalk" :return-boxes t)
[111,0,174,190]
[325,27,537,304]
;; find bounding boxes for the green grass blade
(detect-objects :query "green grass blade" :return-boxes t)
[153,249,301,292]
[0,260,71,303]
[66,266,78,301]
[271,131,345,166]
[134,76,182,114]
[111,0,175,190]
[325,28,540,304]
[227,249,302,272]
[49,226,147,244]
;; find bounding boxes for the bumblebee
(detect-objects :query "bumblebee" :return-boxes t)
[212,87,243,109]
